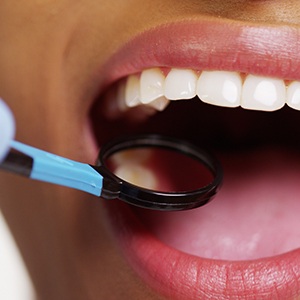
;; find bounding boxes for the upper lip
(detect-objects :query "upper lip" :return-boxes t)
[96,17,300,94]
[94,17,300,299]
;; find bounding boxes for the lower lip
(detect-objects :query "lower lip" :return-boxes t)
[104,199,300,299]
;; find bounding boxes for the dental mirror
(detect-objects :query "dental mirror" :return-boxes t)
[0,134,223,211]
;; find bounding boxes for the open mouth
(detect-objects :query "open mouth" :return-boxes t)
[93,66,300,257]
[89,19,300,299]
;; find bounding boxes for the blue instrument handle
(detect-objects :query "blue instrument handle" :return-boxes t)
[8,141,103,196]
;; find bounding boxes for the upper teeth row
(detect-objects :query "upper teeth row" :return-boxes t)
[118,68,300,112]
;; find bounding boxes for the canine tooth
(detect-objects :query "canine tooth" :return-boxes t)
[114,164,157,190]
[241,75,286,111]
[287,81,300,110]
[147,96,170,111]
[164,69,197,100]
[140,68,165,104]
[125,74,141,107]
[197,71,242,107]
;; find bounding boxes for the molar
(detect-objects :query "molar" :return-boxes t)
[241,75,286,111]
[164,69,198,100]
[197,71,242,107]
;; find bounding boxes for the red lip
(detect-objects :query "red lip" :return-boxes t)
[99,17,300,90]
[96,18,300,299]
[105,201,300,299]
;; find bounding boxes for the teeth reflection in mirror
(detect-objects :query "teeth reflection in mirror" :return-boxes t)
[241,75,286,111]
[111,148,152,166]
[287,81,300,110]
[147,96,170,111]
[197,71,242,107]
[140,68,165,104]
[125,75,141,108]
[115,164,157,190]
[164,69,198,100]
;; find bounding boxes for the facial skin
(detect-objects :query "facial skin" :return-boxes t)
[1,1,300,299]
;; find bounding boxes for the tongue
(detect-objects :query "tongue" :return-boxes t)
[134,146,300,261]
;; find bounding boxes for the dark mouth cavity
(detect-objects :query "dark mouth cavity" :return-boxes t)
[90,87,300,155]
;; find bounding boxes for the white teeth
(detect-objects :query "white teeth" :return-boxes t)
[120,67,300,113]
[140,68,165,104]
[164,69,198,100]
[241,75,286,111]
[125,73,170,111]
[110,148,152,166]
[114,164,157,189]
[197,71,242,107]
[125,75,141,108]
[146,96,170,111]
[287,81,300,110]
[112,148,157,189]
